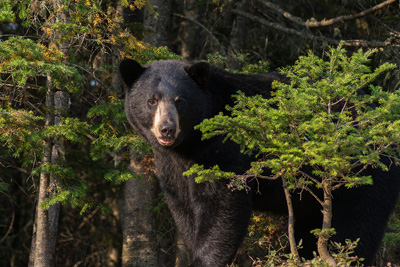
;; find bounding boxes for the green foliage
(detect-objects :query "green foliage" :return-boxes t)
[253,239,362,266]
[130,45,182,65]
[0,109,44,166]
[206,52,228,67]
[206,52,269,73]
[0,37,82,93]
[191,43,400,190]
[241,60,270,74]
[183,164,236,183]
[44,118,90,143]
[0,1,15,21]
[87,96,151,161]
[33,162,76,181]
[104,169,138,185]
[311,228,337,239]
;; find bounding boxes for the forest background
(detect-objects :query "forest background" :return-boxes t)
[1,0,400,266]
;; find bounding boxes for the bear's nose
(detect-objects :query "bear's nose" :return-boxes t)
[160,125,176,137]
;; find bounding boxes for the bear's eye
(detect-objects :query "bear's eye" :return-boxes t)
[148,98,158,106]
[174,97,185,107]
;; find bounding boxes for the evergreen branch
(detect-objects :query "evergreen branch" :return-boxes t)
[68,63,112,93]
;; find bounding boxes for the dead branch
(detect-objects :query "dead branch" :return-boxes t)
[256,0,397,28]
[231,8,400,48]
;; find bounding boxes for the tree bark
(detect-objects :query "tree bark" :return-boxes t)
[33,144,52,267]
[317,184,336,266]
[180,0,201,59]
[113,4,158,265]
[282,178,299,260]
[120,2,176,266]
[30,76,55,267]
[29,64,69,267]
[48,90,69,266]
[227,0,248,69]
[122,151,158,267]
[143,0,174,47]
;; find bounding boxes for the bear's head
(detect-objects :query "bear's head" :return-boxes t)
[119,59,212,149]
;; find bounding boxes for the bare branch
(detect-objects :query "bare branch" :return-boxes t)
[236,172,282,181]
[231,8,400,48]
[256,0,397,28]
[301,186,323,206]
[255,0,307,27]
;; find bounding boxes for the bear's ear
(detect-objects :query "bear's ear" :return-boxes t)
[119,59,145,88]
[184,61,210,86]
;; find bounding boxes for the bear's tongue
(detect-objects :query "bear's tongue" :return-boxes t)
[158,137,174,146]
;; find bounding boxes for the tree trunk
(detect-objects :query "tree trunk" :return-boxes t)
[33,144,52,267]
[317,184,336,266]
[282,178,299,260]
[48,90,69,266]
[143,0,174,46]
[180,0,201,59]
[30,77,55,267]
[227,0,248,69]
[122,151,158,267]
[29,69,69,267]
[112,4,158,265]
[119,2,177,266]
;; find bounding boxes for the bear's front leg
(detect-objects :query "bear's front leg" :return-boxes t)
[188,180,253,267]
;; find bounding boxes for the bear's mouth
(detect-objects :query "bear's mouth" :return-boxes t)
[157,137,175,146]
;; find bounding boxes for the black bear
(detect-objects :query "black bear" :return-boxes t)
[119,59,400,266]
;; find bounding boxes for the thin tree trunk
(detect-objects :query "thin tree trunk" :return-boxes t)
[30,77,55,267]
[28,205,37,267]
[46,1,71,262]
[317,184,336,266]
[47,90,69,266]
[29,73,68,267]
[282,178,299,260]
[34,144,52,267]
